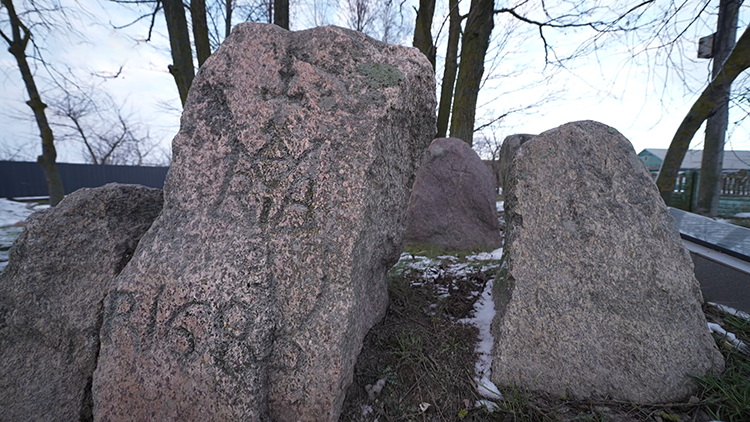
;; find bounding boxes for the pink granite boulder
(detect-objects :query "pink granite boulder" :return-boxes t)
[404,137,501,250]
[0,184,162,421]
[92,24,435,421]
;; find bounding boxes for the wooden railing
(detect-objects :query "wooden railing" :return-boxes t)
[721,171,750,196]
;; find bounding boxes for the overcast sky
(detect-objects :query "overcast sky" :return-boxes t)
[1,0,749,164]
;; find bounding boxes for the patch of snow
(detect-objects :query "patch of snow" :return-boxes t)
[467,248,503,261]
[11,196,49,201]
[365,378,386,401]
[734,212,750,218]
[475,399,499,412]
[460,278,503,401]
[0,198,45,227]
[405,255,440,271]
[476,375,503,400]
[361,404,374,416]
[708,302,750,321]
[0,225,25,273]
[479,264,500,273]
[496,201,504,212]
[437,255,457,261]
[447,262,470,275]
[708,322,749,352]
[421,267,442,281]
[0,199,48,273]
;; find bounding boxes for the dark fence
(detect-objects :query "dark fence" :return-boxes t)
[670,171,698,212]
[0,161,169,198]
[668,170,750,216]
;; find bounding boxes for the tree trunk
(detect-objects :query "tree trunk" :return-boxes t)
[225,0,233,38]
[656,22,750,205]
[162,0,196,106]
[413,0,436,69]
[273,0,289,29]
[191,0,212,67]
[695,0,740,217]
[436,0,460,138]
[0,0,64,206]
[449,0,494,146]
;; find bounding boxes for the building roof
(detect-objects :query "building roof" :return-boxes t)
[640,148,750,171]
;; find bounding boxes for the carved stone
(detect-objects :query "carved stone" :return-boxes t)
[92,24,435,421]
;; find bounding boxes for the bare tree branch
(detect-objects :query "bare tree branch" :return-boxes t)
[656,21,750,204]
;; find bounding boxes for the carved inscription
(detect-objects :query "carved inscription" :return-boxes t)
[101,287,267,377]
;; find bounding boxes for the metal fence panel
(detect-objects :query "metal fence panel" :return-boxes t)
[0,161,169,198]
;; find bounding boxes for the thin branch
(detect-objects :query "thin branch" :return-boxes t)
[109,0,161,45]
[0,28,11,45]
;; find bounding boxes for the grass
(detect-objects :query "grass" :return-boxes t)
[696,308,750,421]
[400,243,499,261]
[340,248,497,421]
[340,247,750,422]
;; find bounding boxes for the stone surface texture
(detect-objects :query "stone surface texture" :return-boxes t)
[405,137,501,250]
[497,133,535,192]
[492,121,724,403]
[92,24,436,422]
[0,183,163,421]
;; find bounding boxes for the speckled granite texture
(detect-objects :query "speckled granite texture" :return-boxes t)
[92,23,435,422]
[405,137,501,250]
[0,183,162,421]
[492,120,724,403]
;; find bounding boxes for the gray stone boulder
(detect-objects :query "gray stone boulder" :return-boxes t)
[92,24,435,421]
[0,183,163,421]
[405,137,501,250]
[492,121,724,403]
[497,133,535,192]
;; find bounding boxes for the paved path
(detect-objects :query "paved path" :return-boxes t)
[685,240,750,314]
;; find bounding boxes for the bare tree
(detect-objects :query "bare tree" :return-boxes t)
[0,141,36,161]
[448,0,494,146]
[297,0,337,27]
[192,0,213,66]
[380,0,408,44]
[656,22,750,205]
[162,0,196,106]
[113,0,290,107]
[412,0,435,67]
[111,0,200,106]
[695,0,740,216]
[0,0,65,205]
[203,0,272,48]
[432,0,730,148]
[274,0,288,28]
[343,0,376,33]
[48,85,160,166]
[435,0,460,138]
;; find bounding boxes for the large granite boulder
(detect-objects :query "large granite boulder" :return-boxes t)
[497,133,535,192]
[405,137,501,250]
[492,121,724,403]
[92,24,435,421]
[0,184,163,421]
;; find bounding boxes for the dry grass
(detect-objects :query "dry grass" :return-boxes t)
[340,249,750,422]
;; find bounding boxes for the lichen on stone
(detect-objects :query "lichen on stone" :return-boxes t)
[356,63,404,88]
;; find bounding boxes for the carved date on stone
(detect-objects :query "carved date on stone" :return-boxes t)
[100,287,268,377]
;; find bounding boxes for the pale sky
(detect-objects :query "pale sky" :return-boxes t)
[1,0,749,164]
